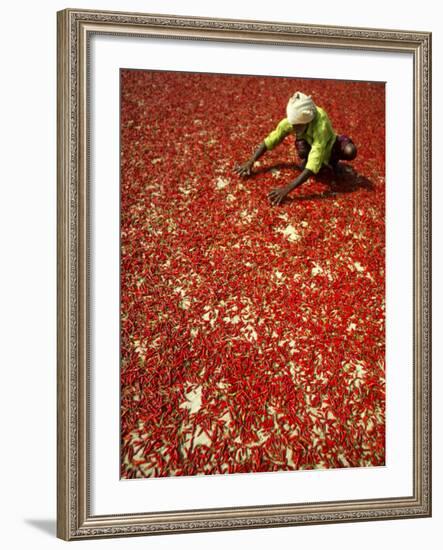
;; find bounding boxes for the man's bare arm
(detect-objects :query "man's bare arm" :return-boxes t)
[233,142,267,177]
[268,168,313,206]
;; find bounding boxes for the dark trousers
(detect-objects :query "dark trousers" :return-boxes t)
[295,135,355,168]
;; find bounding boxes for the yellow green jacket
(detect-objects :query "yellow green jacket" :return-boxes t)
[263,107,336,174]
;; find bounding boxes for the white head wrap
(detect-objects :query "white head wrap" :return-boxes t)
[286,92,317,125]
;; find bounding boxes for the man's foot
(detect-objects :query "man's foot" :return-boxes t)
[331,162,348,176]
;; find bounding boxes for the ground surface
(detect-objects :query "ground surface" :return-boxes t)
[120,70,385,478]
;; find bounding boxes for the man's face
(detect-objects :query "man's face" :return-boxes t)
[294,123,307,135]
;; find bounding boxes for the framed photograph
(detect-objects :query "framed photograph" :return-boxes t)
[57,8,431,540]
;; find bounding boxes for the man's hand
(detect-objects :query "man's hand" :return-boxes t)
[268,168,313,206]
[233,160,254,178]
[234,143,267,179]
[268,186,289,206]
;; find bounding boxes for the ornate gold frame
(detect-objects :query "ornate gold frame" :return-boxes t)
[57,8,431,540]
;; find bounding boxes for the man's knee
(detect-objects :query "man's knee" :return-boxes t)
[342,142,357,161]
